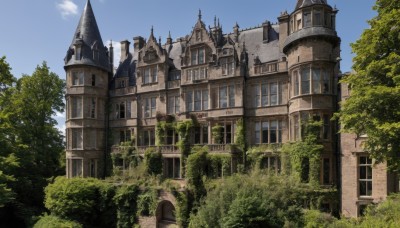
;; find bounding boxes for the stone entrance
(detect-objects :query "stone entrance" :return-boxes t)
[156,200,177,228]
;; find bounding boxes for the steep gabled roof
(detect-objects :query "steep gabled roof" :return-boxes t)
[64,0,110,71]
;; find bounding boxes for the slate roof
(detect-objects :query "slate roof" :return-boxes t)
[238,24,284,66]
[295,0,328,10]
[64,0,110,71]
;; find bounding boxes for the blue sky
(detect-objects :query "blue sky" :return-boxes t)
[0,0,377,131]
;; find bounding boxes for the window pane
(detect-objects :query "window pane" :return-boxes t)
[261,83,268,106]
[151,98,156,117]
[294,71,299,96]
[254,85,260,107]
[359,181,366,196]
[152,66,158,82]
[168,97,174,114]
[303,11,312,27]
[219,86,227,108]
[144,68,150,84]
[194,90,201,111]
[202,90,208,110]
[262,121,269,143]
[175,96,180,113]
[312,68,321,93]
[72,159,82,177]
[202,126,208,144]
[199,48,205,64]
[186,92,193,112]
[301,67,310,94]
[270,120,277,143]
[323,70,330,93]
[191,50,197,65]
[270,83,278,105]
[229,85,235,107]
[255,122,261,143]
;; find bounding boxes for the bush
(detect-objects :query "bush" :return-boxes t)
[33,215,82,228]
[44,177,116,227]
[304,210,337,228]
[144,148,163,176]
[113,184,139,228]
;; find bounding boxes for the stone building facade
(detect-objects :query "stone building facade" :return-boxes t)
[63,0,397,219]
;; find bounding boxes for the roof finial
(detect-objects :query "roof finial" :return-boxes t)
[198,9,202,20]
[151,25,154,36]
[168,31,171,39]
[214,16,217,27]
[218,18,220,28]
[159,36,161,44]
[109,39,113,47]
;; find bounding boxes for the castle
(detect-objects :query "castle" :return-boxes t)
[64,0,398,220]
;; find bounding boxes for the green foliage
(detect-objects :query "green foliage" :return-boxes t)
[303,210,338,228]
[44,177,117,227]
[173,190,194,228]
[113,184,139,228]
[33,215,82,228]
[137,188,158,216]
[212,124,223,144]
[144,147,163,176]
[186,146,208,201]
[208,154,231,178]
[189,172,308,228]
[155,121,166,146]
[281,120,323,185]
[0,60,65,225]
[336,0,400,172]
[176,120,193,176]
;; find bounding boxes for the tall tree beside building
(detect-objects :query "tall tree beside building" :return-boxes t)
[338,0,400,172]
[0,60,65,226]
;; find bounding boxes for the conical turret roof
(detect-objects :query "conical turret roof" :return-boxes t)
[64,0,110,71]
[295,0,328,10]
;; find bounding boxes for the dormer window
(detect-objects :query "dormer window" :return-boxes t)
[75,46,81,60]
[221,57,234,76]
[191,48,205,65]
[303,10,312,28]
[314,9,323,26]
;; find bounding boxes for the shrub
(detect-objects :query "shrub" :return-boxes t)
[33,215,82,228]
[144,148,163,176]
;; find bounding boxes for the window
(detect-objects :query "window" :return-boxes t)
[144,97,156,118]
[143,129,155,146]
[260,156,281,174]
[323,114,330,139]
[164,158,180,179]
[254,120,282,144]
[166,129,179,145]
[359,156,372,196]
[127,101,131,118]
[214,123,233,144]
[191,48,205,65]
[120,80,125,88]
[193,125,208,144]
[301,67,310,94]
[71,97,82,118]
[71,159,82,177]
[293,115,300,140]
[219,86,227,108]
[187,67,207,81]
[120,129,131,143]
[221,57,234,75]
[186,90,208,112]
[218,85,234,108]
[72,72,84,86]
[293,66,330,96]
[254,82,282,107]
[254,62,278,74]
[303,10,312,27]
[75,46,81,60]
[143,66,158,84]
[314,9,322,26]
[168,95,180,114]
[91,74,96,86]
[119,102,125,119]
[90,98,96,118]
[89,159,97,178]
[72,128,83,149]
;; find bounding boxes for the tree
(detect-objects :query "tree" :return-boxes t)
[337,0,400,172]
[0,61,65,226]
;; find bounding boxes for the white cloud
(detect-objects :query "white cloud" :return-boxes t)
[106,40,121,68]
[57,0,78,19]
[56,124,66,136]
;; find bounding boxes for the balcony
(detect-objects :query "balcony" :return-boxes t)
[207,144,240,154]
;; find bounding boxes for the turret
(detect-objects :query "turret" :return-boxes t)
[64,0,111,178]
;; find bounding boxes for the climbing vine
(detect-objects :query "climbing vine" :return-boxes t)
[144,147,163,176]
[176,120,194,176]
[211,124,223,144]
[281,120,323,185]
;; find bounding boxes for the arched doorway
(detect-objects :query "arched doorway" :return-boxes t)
[156,200,177,228]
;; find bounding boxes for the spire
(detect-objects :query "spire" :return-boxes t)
[198,9,202,20]
[65,0,110,71]
[151,25,154,37]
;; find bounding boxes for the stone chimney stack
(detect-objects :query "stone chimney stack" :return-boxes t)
[120,40,130,62]
[133,36,145,51]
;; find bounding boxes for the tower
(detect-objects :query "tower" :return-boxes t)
[64,0,111,178]
[282,0,341,185]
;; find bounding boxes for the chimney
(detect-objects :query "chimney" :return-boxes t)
[133,36,145,51]
[120,40,130,62]
[278,11,289,52]
[262,20,271,43]
[109,41,114,73]
[166,31,172,45]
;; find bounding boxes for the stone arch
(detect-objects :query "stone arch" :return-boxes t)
[156,200,177,227]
